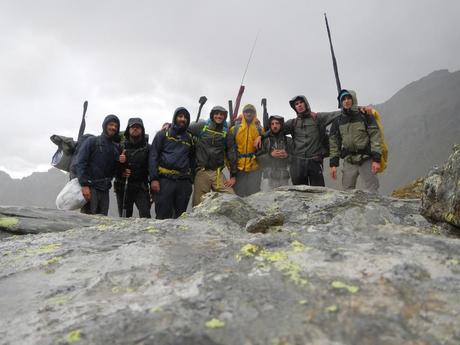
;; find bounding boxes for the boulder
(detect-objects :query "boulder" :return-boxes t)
[422,145,460,229]
[0,187,459,345]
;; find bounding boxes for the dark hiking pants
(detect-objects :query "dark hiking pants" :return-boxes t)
[290,157,325,187]
[116,182,151,218]
[154,177,192,220]
[81,187,110,216]
[234,169,262,197]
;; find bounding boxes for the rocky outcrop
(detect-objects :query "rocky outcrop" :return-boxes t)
[1,187,460,345]
[422,145,460,229]
[391,178,424,199]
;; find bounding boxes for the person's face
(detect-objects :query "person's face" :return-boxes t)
[129,124,142,138]
[294,99,306,113]
[270,119,282,134]
[243,110,255,123]
[341,95,353,110]
[176,114,188,128]
[213,111,225,124]
[106,122,119,137]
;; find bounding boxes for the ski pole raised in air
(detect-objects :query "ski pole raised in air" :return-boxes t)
[231,32,259,125]
[196,96,208,122]
[77,101,88,140]
[324,13,342,107]
[261,98,269,131]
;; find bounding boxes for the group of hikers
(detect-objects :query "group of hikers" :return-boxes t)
[73,89,384,218]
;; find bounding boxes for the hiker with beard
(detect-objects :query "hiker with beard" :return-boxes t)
[188,106,237,206]
[329,90,382,193]
[75,114,120,216]
[115,117,151,218]
[256,115,292,189]
[149,108,194,219]
[230,104,264,197]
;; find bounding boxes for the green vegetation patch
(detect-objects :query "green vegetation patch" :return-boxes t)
[205,318,225,329]
[26,243,61,255]
[65,329,81,343]
[0,216,19,229]
[331,281,359,294]
[42,256,62,266]
[237,244,308,287]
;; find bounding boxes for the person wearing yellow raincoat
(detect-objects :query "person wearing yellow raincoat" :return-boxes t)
[230,104,264,197]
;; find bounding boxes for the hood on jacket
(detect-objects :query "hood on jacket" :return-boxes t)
[124,117,146,140]
[268,115,284,134]
[268,115,284,127]
[102,114,120,136]
[209,105,228,122]
[289,95,311,116]
[338,89,359,112]
[172,107,191,130]
[241,103,258,125]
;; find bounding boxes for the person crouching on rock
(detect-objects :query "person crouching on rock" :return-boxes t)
[149,108,194,219]
[188,106,238,206]
[115,117,151,218]
[329,90,382,193]
[75,114,120,216]
[256,115,292,190]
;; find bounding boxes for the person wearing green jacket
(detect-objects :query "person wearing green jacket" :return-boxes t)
[329,89,381,193]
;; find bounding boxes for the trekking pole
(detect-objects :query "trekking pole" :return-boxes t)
[324,13,342,107]
[121,176,129,218]
[261,98,269,131]
[77,101,88,140]
[196,96,208,122]
[228,100,233,122]
[231,31,260,125]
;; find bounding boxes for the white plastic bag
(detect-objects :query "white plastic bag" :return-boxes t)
[56,178,87,210]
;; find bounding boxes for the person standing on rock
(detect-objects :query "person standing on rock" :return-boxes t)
[75,114,121,216]
[188,106,237,206]
[256,115,292,190]
[329,89,382,193]
[230,104,264,197]
[115,117,151,218]
[283,95,343,187]
[149,108,194,219]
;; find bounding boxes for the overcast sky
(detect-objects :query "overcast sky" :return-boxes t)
[1,0,459,178]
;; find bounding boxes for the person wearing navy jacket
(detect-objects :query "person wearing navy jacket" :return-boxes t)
[75,114,120,215]
[149,107,194,219]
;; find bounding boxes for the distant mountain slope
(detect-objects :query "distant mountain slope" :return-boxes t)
[0,169,68,208]
[0,169,120,216]
[376,69,460,194]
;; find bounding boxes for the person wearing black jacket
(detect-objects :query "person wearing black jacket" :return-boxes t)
[75,114,120,216]
[149,107,194,219]
[257,115,292,189]
[115,117,151,218]
[188,106,237,206]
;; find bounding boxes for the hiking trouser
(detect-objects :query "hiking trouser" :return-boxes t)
[81,187,110,216]
[290,157,325,187]
[154,177,192,219]
[115,182,151,218]
[192,169,235,206]
[342,159,379,193]
[234,169,262,197]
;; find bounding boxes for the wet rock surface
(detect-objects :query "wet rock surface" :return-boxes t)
[1,187,460,345]
[422,145,460,229]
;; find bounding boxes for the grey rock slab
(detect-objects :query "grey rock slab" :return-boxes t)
[1,186,460,345]
[0,206,108,235]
